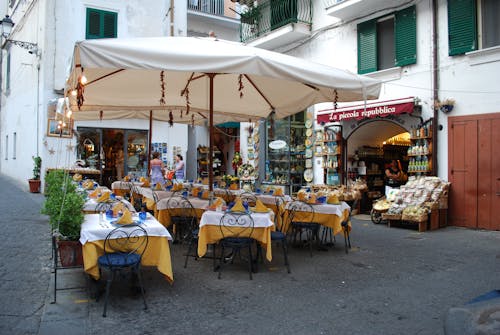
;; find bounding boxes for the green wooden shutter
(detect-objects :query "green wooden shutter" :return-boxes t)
[103,12,117,38]
[448,0,477,56]
[86,8,117,39]
[395,5,417,67]
[358,19,377,74]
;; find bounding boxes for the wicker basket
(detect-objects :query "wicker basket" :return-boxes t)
[402,213,428,223]
[382,213,402,220]
[439,195,448,209]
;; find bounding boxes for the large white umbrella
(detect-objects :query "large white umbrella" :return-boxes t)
[65,36,381,189]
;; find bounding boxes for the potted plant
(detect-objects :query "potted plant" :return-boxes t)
[435,98,455,113]
[28,156,42,193]
[42,169,86,266]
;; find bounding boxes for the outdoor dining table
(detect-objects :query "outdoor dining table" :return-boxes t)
[197,209,275,262]
[111,181,144,197]
[155,197,209,227]
[282,201,351,235]
[79,213,173,283]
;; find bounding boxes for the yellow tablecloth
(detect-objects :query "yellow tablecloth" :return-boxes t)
[197,225,273,262]
[82,236,173,283]
[156,208,206,227]
[282,208,350,235]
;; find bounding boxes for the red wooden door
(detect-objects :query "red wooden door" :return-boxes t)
[449,113,500,230]
[448,120,477,228]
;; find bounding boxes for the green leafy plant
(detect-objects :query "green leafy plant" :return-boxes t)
[32,156,42,180]
[42,169,85,239]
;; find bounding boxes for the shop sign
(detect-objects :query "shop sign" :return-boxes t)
[316,97,415,124]
[269,140,287,149]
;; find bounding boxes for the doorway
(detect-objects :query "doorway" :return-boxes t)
[448,113,500,230]
[77,127,149,187]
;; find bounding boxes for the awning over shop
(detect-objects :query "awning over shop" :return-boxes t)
[316,97,415,124]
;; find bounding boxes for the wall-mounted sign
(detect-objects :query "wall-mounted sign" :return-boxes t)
[269,140,287,150]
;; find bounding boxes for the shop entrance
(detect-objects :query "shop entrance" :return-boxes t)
[77,127,149,187]
[448,113,500,230]
[346,120,410,213]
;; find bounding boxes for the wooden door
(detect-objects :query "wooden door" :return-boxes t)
[449,113,500,230]
[448,120,477,228]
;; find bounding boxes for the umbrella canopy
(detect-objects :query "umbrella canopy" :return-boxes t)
[65,36,381,188]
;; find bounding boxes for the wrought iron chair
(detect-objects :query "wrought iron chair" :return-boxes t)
[166,196,198,244]
[239,192,257,207]
[97,224,148,317]
[287,200,320,257]
[213,188,233,204]
[129,183,143,211]
[340,199,358,254]
[270,195,291,273]
[218,212,255,279]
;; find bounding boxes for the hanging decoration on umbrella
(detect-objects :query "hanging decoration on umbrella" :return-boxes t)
[333,89,338,111]
[76,68,86,110]
[159,71,173,126]
[238,74,244,98]
[269,110,275,139]
[185,87,190,115]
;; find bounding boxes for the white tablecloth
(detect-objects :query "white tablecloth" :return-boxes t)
[200,210,274,228]
[285,201,351,216]
[156,197,209,210]
[256,194,292,205]
[139,188,175,201]
[111,181,143,190]
[80,213,172,245]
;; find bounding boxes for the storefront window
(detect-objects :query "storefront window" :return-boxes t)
[126,130,148,178]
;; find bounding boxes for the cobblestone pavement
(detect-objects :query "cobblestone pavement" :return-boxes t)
[1,173,499,335]
[0,174,51,335]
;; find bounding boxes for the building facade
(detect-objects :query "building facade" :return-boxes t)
[0,0,239,187]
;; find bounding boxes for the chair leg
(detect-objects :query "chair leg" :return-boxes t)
[343,229,349,254]
[102,272,114,317]
[248,244,253,280]
[184,239,194,268]
[135,267,148,311]
[218,245,225,279]
[282,240,291,274]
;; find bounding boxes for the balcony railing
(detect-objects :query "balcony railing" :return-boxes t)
[188,0,225,16]
[240,0,312,43]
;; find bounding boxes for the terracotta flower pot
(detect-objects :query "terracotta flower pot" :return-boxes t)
[28,179,41,193]
[57,240,84,267]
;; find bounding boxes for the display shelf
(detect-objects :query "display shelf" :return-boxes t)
[408,120,433,175]
[265,111,306,194]
[321,125,343,186]
[197,146,223,179]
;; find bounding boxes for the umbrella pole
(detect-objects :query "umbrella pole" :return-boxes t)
[208,73,215,192]
[148,110,153,177]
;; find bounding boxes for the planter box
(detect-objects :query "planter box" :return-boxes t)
[28,179,41,193]
[57,240,83,267]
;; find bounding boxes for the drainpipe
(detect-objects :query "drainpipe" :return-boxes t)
[170,0,174,36]
[431,0,439,176]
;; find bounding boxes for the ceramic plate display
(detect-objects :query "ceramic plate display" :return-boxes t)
[305,138,312,148]
[306,128,313,137]
[305,119,312,128]
[305,148,313,158]
[305,158,312,168]
[315,131,324,142]
[304,169,313,182]
[254,151,259,159]
[253,134,259,143]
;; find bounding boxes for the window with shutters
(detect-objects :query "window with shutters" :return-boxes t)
[86,8,117,40]
[448,0,500,56]
[357,5,416,74]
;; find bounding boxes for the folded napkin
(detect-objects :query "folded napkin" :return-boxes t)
[112,202,125,217]
[229,183,239,190]
[116,209,133,225]
[273,188,284,196]
[297,190,308,201]
[307,194,317,204]
[208,197,224,210]
[172,183,183,191]
[201,190,210,200]
[72,173,82,182]
[155,182,163,190]
[89,188,99,198]
[97,192,110,203]
[83,180,95,190]
[230,197,246,212]
[143,197,155,210]
[253,199,269,213]
[123,175,131,182]
[191,187,200,197]
[140,177,150,187]
[327,195,340,205]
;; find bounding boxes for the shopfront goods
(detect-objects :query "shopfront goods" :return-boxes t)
[408,120,433,175]
[315,125,343,185]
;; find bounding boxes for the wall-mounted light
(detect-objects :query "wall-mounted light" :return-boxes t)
[0,14,39,54]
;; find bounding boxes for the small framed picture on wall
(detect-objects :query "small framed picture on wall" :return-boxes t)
[47,119,73,138]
